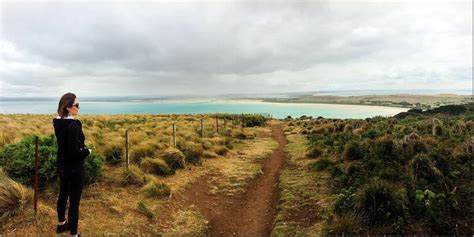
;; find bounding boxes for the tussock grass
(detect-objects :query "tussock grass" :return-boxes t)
[324,211,363,235]
[202,150,218,159]
[141,157,173,176]
[177,141,204,165]
[162,147,186,171]
[0,168,32,222]
[143,181,171,199]
[136,200,155,220]
[122,164,148,186]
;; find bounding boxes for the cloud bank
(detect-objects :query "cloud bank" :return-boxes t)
[0,1,472,97]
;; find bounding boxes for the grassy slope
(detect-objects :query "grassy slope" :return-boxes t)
[0,114,277,235]
[271,125,331,236]
[272,103,473,235]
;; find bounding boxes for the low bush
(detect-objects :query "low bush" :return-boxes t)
[356,178,404,226]
[239,114,268,127]
[122,164,148,186]
[213,146,229,156]
[0,134,103,187]
[143,181,171,199]
[309,158,335,171]
[162,147,186,171]
[306,146,323,159]
[327,211,363,234]
[141,157,174,176]
[233,131,247,140]
[104,144,123,165]
[409,153,443,183]
[129,142,157,163]
[343,141,363,160]
[177,142,203,165]
[372,135,398,160]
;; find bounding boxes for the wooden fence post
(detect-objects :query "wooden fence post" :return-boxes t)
[216,115,219,134]
[125,129,129,169]
[173,123,176,147]
[200,118,203,138]
[34,136,38,215]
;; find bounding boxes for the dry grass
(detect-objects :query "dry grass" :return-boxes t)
[0,168,33,222]
[271,128,332,236]
[165,205,210,236]
[0,113,274,235]
[207,136,278,196]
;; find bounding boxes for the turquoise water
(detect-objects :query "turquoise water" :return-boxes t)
[0,100,407,119]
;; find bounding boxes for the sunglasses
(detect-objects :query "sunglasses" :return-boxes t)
[72,103,80,109]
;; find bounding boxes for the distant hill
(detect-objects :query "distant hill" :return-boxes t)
[395,103,474,119]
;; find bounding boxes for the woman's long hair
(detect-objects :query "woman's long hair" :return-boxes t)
[57,92,76,118]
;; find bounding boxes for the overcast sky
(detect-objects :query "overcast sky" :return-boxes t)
[0,1,472,97]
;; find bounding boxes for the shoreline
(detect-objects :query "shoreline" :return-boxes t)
[259,99,410,109]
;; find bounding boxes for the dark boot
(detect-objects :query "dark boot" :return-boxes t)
[56,221,69,234]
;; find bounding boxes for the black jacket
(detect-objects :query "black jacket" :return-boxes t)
[53,118,90,174]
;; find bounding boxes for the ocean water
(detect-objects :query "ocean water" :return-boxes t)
[0,100,407,119]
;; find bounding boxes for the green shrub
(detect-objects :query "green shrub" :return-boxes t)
[0,134,102,187]
[309,158,335,171]
[409,153,443,182]
[356,178,404,226]
[413,189,453,233]
[307,146,323,159]
[143,181,171,199]
[83,151,103,184]
[327,211,362,234]
[239,114,268,127]
[362,130,380,139]
[401,133,427,160]
[104,144,123,165]
[343,141,363,160]
[334,187,356,215]
[372,135,398,160]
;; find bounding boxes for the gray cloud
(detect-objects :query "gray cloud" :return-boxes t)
[0,1,471,97]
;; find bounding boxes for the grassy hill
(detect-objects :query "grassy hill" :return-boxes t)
[0,113,273,235]
[0,103,472,235]
[275,103,473,234]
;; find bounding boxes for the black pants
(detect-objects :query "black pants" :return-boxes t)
[57,169,84,235]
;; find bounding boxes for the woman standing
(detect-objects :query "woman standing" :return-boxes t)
[53,92,91,237]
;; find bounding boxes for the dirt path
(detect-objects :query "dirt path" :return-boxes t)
[163,122,288,236]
